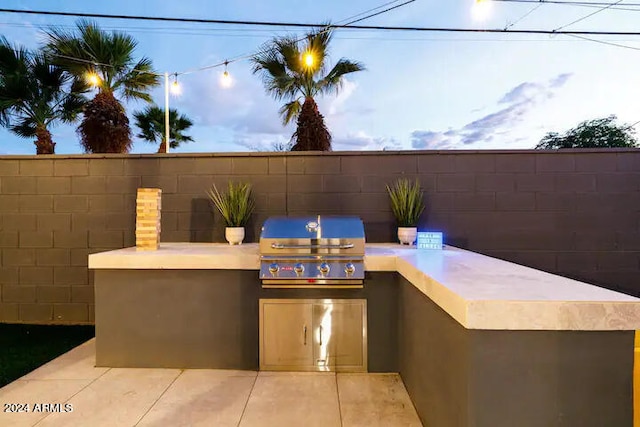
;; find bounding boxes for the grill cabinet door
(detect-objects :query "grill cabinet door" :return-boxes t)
[260,301,313,369]
[313,300,366,372]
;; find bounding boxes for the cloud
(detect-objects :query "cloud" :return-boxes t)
[167,67,296,151]
[233,133,292,152]
[411,131,455,150]
[176,71,372,153]
[498,82,545,104]
[321,78,358,116]
[410,72,573,148]
[550,73,573,88]
[333,131,403,151]
[179,69,289,136]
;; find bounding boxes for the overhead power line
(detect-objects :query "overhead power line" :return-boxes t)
[553,0,624,31]
[39,0,416,77]
[567,33,640,50]
[495,0,640,12]
[495,0,640,6]
[177,0,415,75]
[504,3,544,30]
[2,8,640,36]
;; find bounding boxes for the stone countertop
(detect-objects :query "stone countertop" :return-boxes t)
[88,242,640,331]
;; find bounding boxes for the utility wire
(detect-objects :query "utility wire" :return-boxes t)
[553,0,624,31]
[494,0,640,12]
[3,8,640,36]
[176,0,415,75]
[495,0,640,6]
[626,120,640,130]
[8,21,640,42]
[565,33,640,50]
[0,7,412,29]
[334,0,406,23]
[45,0,415,78]
[504,3,544,30]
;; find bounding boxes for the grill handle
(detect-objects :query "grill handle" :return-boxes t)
[270,243,355,250]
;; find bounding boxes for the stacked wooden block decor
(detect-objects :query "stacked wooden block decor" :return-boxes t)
[136,188,162,250]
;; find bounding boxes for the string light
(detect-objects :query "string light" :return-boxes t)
[472,0,493,21]
[303,51,315,68]
[220,60,232,88]
[85,71,100,87]
[170,73,181,95]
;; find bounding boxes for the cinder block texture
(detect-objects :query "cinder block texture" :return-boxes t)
[0,151,638,324]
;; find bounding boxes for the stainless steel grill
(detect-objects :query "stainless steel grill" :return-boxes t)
[259,215,365,288]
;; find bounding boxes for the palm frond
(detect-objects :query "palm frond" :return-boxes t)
[251,25,363,148]
[134,105,194,148]
[59,94,87,123]
[278,99,302,125]
[317,59,365,95]
[275,36,303,76]
[30,53,65,89]
[45,19,158,99]
[304,26,333,75]
[0,37,87,147]
[116,57,159,100]
[134,106,162,143]
[43,22,95,75]
[10,117,37,138]
[69,75,91,94]
[0,36,29,74]
[252,47,293,101]
[122,88,152,103]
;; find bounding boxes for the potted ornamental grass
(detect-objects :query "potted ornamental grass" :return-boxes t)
[207,181,255,245]
[386,178,425,245]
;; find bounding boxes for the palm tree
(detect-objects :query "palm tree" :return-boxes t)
[0,37,86,154]
[251,27,364,151]
[44,20,160,153]
[133,105,194,153]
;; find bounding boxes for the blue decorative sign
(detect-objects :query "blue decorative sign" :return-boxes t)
[417,232,443,250]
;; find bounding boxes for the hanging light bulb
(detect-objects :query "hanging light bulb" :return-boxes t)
[220,61,232,88]
[302,51,315,68]
[85,71,100,87]
[170,73,181,95]
[472,0,492,21]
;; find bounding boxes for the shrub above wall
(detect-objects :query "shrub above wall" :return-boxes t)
[0,149,638,324]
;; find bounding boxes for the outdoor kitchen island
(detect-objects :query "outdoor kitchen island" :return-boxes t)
[88,243,640,427]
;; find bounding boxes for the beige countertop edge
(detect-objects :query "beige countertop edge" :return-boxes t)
[88,243,640,331]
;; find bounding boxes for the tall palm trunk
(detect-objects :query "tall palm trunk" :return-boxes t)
[291,97,331,151]
[158,139,167,153]
[78,91,132,153]
[34,124,56,155]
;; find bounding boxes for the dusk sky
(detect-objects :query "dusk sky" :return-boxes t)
[0,0,639,154]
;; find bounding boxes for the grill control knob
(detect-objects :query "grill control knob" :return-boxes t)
[318,262,330,277]
[345,263,356,276]
[268,263,279,276]
[294,263,305,277]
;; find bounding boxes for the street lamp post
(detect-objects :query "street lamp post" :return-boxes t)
[164,72,170,153]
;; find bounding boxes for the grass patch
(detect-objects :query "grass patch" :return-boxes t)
[0,324,95,388]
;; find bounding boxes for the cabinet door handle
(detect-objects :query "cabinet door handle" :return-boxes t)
[303,325,307,345]
[319,325,323,346]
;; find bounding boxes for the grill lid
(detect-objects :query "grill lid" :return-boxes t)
[260,215,365,240]
[259,215,365,286]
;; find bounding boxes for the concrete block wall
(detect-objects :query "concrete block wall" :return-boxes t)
[0,149,638,324]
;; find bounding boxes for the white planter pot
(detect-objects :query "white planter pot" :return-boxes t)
[225,227,245,245]
[397,227,417,245]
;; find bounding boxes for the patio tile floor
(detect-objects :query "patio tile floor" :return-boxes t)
[0,339,422,427]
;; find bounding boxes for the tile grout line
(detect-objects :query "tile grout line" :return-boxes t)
[336,373,344,427]
[236,371,259,427]
[32,367,113,427]
[133,369,185,427]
